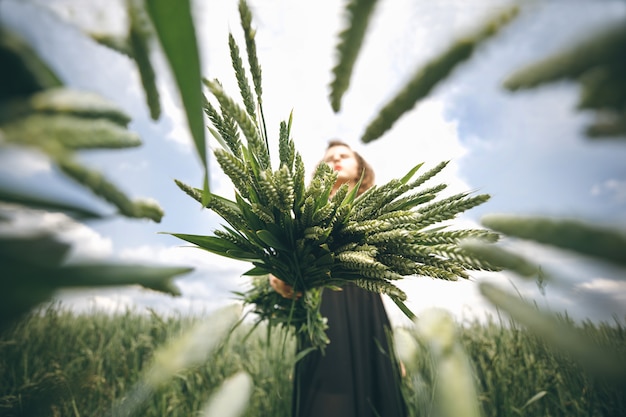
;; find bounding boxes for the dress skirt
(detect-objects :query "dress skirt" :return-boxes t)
[292,284,407,417]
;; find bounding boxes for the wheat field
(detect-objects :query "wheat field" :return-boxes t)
[0,303,623,417]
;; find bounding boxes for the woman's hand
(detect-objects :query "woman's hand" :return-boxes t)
[269,274,302,299]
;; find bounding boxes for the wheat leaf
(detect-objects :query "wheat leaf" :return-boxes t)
[399,162,424,184]
[146,0,207,198]
[57,263,190,295]
[166,233,240,253]
[256,230,290,251]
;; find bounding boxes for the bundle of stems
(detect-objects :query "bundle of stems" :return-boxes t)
[170,0,499,351]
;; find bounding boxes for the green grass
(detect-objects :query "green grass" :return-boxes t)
[0,303,624,417]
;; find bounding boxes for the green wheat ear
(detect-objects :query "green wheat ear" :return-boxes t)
[2,114,141,150]
[203,96,242,157]
[127,0,160,120]
[0,87,132,126]
[503,22,626,138]
[329,0,379,112]
[213,148,250,199]
[204,79,270,171]
[278,116,296,168]
[238,0,263,105]
[57,156,163,222]
[361,5,519,143]
[504,24,626,90]
[481,215,626,267]
[229,33,257,121]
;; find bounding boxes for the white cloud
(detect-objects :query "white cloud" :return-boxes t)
[31,0,128,39]
[576,278,626,305]
[118,242,250,295]
[59,220,114,262]
[116,158,150,173]
[591,179,626,204]
[54,286,218,316]
[0,206,114,260]
[155,74,195,150]
[386,275,502,327]
[118,242,245,272]
[362,98,469,192]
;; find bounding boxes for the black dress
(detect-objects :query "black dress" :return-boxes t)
[292,284,407,417]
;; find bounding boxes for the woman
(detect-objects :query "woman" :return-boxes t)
[270,140,407,417]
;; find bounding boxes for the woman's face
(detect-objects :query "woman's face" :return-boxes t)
[323,145,360,185]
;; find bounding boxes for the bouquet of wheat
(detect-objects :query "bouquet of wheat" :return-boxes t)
[169,1,500,351]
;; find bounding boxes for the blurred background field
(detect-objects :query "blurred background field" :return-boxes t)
[0,304,623,417]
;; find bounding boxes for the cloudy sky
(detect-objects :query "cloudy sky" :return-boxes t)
[2,0,625,325]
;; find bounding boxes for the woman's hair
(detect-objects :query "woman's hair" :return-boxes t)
[325,139,375,196]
